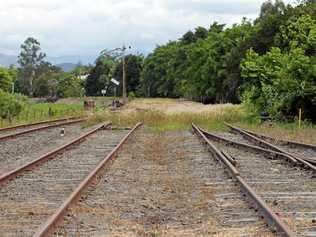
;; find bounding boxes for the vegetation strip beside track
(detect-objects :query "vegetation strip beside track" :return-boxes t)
[0,118,85,141]
[200,125,316,173]
[34,122,142,237]
[0,122,111,186]
[238,128,316,151]
[225,123,316,172]
[192,123,295,237]
[0,116,81,133]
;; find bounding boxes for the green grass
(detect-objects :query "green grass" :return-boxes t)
[0,103,85,128]
[19,97,313,144]
[56,96,115,107]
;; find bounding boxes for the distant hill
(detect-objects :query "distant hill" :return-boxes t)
[47,55,96,66]
[0,53,95,70]
[56,63,78,72]
[0,53,17,66]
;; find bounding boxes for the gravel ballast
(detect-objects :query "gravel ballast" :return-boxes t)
[210,132,316,236]
[0,128,127,237]
[0,123,96,175]
[55,128,274,236]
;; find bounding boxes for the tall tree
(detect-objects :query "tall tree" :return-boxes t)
[0,66,17,92]
[33,62,62,97]
[112,54,143,96]
[17,37,46,96]
[181,31,196,44]
[85,54,115,96]
[250,0,287,54]
[140,42,180,97]
[194,27,208,40]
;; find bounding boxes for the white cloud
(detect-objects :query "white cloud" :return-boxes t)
[0,0,297,61]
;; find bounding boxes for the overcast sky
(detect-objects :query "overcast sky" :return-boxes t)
[1,0,296,61]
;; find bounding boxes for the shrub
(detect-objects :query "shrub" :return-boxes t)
[0,89,26,118]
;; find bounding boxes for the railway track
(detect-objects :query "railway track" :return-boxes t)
[197,125,316,236]
[0,123,110,185]
[0,123,139,237]
[44,127,275,236]
[0,122,92,176]
[0,117,80,133]
[2,121,314,236]
[226,124,316,167]
[0,117,84,141]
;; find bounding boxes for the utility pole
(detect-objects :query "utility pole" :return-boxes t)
[122,45,127,104]
[11,82,15,94]
[102,45,130,104]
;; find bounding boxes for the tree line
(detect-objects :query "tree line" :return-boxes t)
[0,0,315,121]
[86,0,316,121]
[138,0,315,121]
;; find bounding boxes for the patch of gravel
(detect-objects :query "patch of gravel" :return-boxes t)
[271,143,316,161]
[55,128,274,237]
[0,123,99,175]
[0,129,127,237]
[213,132,250,145]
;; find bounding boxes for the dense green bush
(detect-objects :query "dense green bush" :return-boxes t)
[0,66,17,92]
[56,72,84,98]
[241,12,316,121]
[241,47,316,119]
[0,89,27,118]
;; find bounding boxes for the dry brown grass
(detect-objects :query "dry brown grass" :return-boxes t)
[236,122,316,145]
[85,101,246,132]
[125,98,240,115]
[83,98,316,144]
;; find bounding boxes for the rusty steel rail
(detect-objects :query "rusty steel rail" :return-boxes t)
[34,122,143,237]
[198,126,297,164]
[225,123,316,172]
[192,123,295,237]
[0,117,81,133]
[0,123,111,187]
[0,118,85,142]
[242,128,316,150]
[236,127,316,166]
